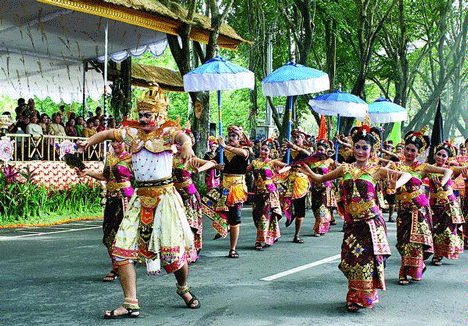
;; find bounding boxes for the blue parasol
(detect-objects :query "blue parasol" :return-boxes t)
[262,60,330,163]
[309,90,368,160]
[183,55,255,164]
[368,96,407,124]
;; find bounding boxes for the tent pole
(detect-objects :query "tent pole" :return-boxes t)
[335,114,340,161]
[82,61,86,118]
[218,90,223,164]
[103,21,108,160]
[286,96,292,164]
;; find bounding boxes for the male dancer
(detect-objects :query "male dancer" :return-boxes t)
[79,88,200,318]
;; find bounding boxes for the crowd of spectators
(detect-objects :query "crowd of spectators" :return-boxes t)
[2,98,115,138]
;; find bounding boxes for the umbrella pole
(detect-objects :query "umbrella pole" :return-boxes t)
[218,90,223,165]
[287,96,292,164]
[335,114,340,161]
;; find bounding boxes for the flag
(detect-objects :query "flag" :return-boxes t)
[318,115,327,139]
[428,99,444,164]
[388,122,401,145]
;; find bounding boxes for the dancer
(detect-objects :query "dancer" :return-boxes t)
[78,88,200,318]
[206,125,250,258]
[173,139,216,258]
[247,139,283,250]
[307,139,335,237]
[204,136,221,191]
[77,140,133,282]
[429,141,465,265]
[282,129,311,243]
[299,125,411,311]
[389,129,452,285]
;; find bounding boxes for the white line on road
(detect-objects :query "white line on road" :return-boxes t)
[0,226,102,240]
[261,254,341,281]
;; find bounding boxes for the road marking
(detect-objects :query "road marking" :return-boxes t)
[0,226,102,240]
[261,254,341,281]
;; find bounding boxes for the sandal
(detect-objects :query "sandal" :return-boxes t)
[313,233,321,237]
[102,270,118,282]
[398,278,410,285]
[228,249,239,258]
[292,237,304,244]
[255,243,264,251]
[176,284,201,309]
[346,302,361,312]
[104,307,139,319]
[431,257,442,266]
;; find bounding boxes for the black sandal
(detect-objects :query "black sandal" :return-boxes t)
[102,270,118,282]
[292,237,304,244]
[228,249,239,258]
[398,278,410,285]
[346,302,361,312]
[255,243,264,251]
[431,257,442,266]
[104,307,139,319]
[176,285,201,309]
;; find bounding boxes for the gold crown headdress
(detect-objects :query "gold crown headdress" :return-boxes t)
[137,86,168,114]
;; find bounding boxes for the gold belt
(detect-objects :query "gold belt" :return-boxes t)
[136,183,173,198]
[223,174,246,186]
[430,190,453,200]
[106,181,131,193]
[396,190,423,202]
[345,201,375,217]
[136,176,172,188]
[174,179,193,188]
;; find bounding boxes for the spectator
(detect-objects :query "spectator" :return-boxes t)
[39,113,50,134]
[48,112,66,136]
[95,106,102,120]
[15,98,26,120]
[25,114,43,135]
[65,119,78,137]
[58,105,66,126]
[26,98,39,118]
[82,118,97,138]
[94,116,105,132]
[107,116,116,129]
[75,116,85,136]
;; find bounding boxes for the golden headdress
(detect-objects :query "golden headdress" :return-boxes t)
[404,125,429,152]
[137,86,168,115]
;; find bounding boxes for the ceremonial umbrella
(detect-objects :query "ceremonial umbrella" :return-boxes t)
[183,55,255,163]
[262,60,330,163]
[368,96,407,124]
[309,90,368,160]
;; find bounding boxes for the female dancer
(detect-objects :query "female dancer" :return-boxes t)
[173,139,216,260]
[390,129,452,285]
[300,125,411,311]
[282,129,311,243]
[77,140,133,281]
[429,141,465,265]
[308,139,335,236]
[247,139,284,250]
[203,136,221,191]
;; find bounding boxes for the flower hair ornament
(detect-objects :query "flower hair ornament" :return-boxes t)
[350,124,381,152]
[434,141,456,158]
[228,125,252,146]
[316,138,330,150]
[404,126,429,152]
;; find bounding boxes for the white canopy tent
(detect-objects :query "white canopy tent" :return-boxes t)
[0,0,170,104]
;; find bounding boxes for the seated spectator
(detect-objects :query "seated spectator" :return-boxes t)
[25,114,43,135]
[95,106,102,120]
[107,116,116,129]
[15,98,26,120]
[75,116,85,136]
[65,119,78,137]
[39,113,50,134]
[26,98,39,118]
[48,112,66,136]
[94,116,105,132]
[82,118,97,138]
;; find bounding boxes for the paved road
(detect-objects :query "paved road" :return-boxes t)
[0,208,467,326]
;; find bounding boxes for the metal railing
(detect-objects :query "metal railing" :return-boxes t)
[5,134,105,162]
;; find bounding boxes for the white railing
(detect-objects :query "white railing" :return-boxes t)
[5,134,105,162]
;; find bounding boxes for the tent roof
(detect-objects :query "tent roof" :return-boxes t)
[108,63,184,92]
[0,0,248,103]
